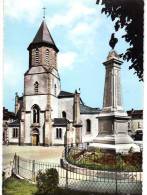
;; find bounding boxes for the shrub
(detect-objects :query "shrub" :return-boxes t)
[36,168,59,195]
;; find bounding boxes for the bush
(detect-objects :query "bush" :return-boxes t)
[36,168,59,195]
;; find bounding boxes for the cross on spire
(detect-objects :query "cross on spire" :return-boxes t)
[42,7,46,19]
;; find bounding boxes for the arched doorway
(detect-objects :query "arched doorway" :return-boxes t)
[31,129,39,146]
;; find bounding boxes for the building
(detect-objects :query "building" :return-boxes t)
[3,107,16,144]
[4,20,100,146]
[3,19,143,147]
[127,109,143,133]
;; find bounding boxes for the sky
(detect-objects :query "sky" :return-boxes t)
[3,0,143,112]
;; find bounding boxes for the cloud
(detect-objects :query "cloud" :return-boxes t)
[58,52,77,70]
[70,22,91,36]
[4,0,67,23]
[4,0,95,24]
[48,1,97,30]
[5,0,42,23]
[4,58,25,87]
[47,0,102,57]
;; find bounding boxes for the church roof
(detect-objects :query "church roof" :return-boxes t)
[8,119,20,127]
[80,104,100,114]
[28,20,59,52]
[53,118,68,127]
[127,109,143,119]
[3,107,16,121]
[58,91,74,98]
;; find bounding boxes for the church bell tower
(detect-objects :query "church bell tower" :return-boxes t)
[20,19,61,146]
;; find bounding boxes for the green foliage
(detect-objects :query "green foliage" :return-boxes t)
[3,176,37,195]
[3,177,112,195]
[36,168,59,195]
[96,0,144,81]
[67,147,142,172]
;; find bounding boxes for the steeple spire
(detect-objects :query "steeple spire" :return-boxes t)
[28,20,59,52]
[42,7,46,19]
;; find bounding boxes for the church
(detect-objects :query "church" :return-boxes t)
[4,20,100,146]
[3,19,143,149]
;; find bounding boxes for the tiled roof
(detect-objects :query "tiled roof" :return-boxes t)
[8,119,20,127]
[127,109,143,119]
[80,104,100,114]
[16,96,23,120]
[53,118,68,127]
[28,20,59,52]
[3,107,16,120]
[58,91,74,98]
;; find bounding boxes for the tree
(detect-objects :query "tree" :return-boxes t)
[96,0,144,81]
[36,168,59,195]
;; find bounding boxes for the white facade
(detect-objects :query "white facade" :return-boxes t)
[6,20,101,146]
[81,114,98,143]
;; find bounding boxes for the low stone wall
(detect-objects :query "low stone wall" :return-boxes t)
[3,165,13,180]
[61,149,142,181]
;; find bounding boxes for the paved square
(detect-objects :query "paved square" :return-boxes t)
[3,145,64,168]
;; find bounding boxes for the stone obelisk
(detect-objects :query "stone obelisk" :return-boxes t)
[90,50,140,153]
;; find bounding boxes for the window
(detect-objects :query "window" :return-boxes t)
[45,49,49,65]
[62,111,66,119]
[35,48,39,64]
[34,81,39,93]
[32,104,40,123]
[138,122,141,128]
[86,119,91,133]
[13,128,18,138]
[56,128,62,139]
[54,84,57,96]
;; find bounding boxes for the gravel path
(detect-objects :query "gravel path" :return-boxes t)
[3,145,64,168]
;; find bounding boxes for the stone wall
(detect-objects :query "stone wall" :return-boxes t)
[30,46,57,68]
[59,97,74,121]
[80,114,98,142]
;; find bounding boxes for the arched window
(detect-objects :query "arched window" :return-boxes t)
[35,48,39,64]
[62,111,66,118]
[32,104,40,123]
[138,122,141,128]
[34,81,39,93]
[56,128,62,139]
[54,84,57,96]
[45,49,49,65]
[86,119,91,133]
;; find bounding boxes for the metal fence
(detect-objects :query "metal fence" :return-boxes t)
[12,144,142,195]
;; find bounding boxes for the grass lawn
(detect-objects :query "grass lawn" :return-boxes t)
[3,176,141,195]
[2,177,114,195]
[3,177,37,195]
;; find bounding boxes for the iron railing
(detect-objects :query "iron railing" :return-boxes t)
[12,144,142,195]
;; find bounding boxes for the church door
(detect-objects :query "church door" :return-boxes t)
[32,134,39,146]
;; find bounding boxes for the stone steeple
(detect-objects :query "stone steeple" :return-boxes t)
[21,20,61,146]
[28,20,59,52]
[27,20,59,69]
[103,50,123,112]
